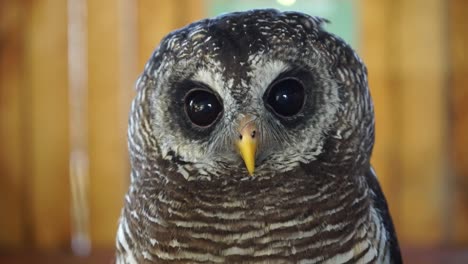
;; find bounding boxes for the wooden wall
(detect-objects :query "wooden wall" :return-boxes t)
[0,0,205,251]
[361,0,468,246]
[0,0,25,248]
[0,0,467,253]
[450,0,468,245]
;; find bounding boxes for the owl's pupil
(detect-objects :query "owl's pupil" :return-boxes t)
[185,89,222,127]
[266,78,305,117]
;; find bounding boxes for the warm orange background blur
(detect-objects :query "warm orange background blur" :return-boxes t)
[1,0,467,263]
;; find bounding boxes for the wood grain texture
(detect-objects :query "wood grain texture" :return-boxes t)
[23,0,71,249]
[359,0,402,233]
[87,0,129,247]
[392,0,447,244]
[137,0,206,70]
[449,0,468,245]
[137,0,178,69]
[0,0,25,248]
[360,0,449,245]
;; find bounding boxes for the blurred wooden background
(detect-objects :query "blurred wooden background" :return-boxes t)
[0,0,467,261]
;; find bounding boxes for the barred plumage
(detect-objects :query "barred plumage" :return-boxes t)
[116,9,402,263]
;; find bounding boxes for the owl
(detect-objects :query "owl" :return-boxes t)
[116,9,402,264]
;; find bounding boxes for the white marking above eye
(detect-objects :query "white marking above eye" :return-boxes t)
[247,59,289,98]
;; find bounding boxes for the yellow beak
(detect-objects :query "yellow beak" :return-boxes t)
[236,117,257,176]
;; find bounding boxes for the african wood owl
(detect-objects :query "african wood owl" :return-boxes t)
[116,9,402,264]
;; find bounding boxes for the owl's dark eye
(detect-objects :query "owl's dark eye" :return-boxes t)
[184,89,222,127]
[265,78,305,117]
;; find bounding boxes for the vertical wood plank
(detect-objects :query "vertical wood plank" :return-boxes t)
[137,0,178,69]
[137,0,206,69]
[24,0,71,249]
[0,0,25,248]
[87,0,130,247]
[360,0,450,245]
[396,0,447,245]
[173,0,206,28]
[449,0,468,245]
[359,0,402,233]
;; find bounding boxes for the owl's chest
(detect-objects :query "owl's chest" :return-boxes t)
[135,187,381,263]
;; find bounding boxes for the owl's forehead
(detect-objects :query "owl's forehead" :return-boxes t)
[154,10,326,101]
[162,9,324,60]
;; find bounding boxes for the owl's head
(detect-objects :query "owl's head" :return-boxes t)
[129,9,374,182]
